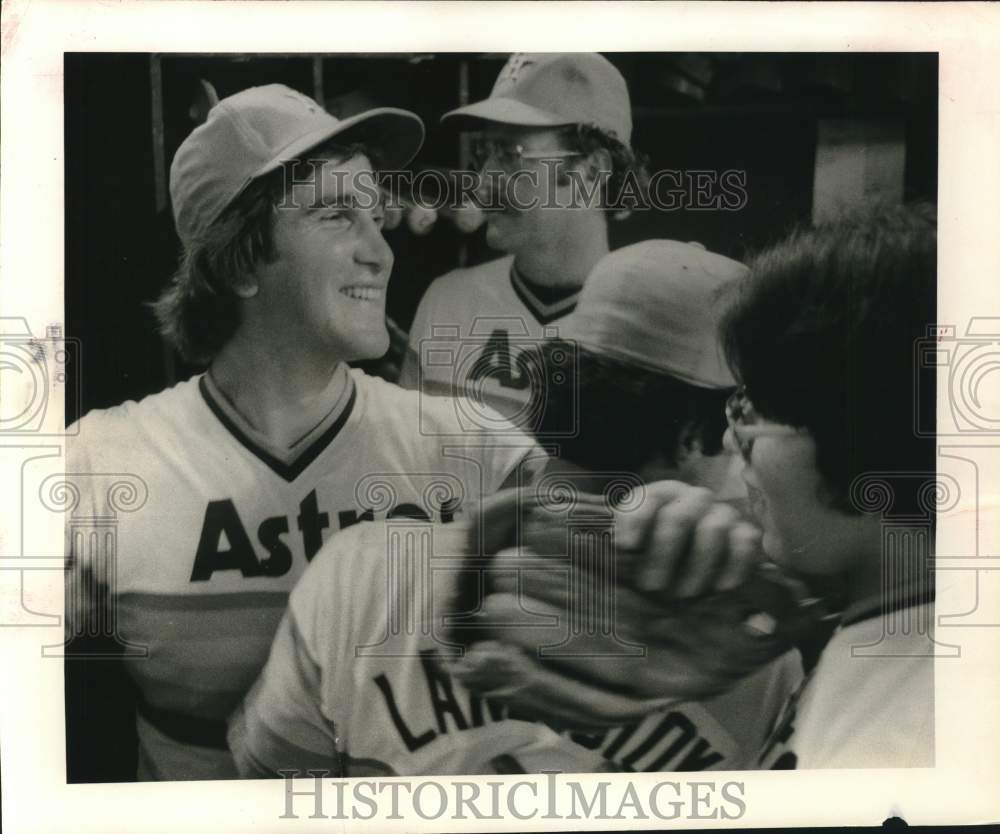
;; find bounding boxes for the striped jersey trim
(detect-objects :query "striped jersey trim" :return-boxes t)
[119,590,291,611]
[509,265,579,325]
[198,374,357,482]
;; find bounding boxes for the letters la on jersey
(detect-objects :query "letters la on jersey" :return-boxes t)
[66,369,529,727]
[237,522,800,776]
[402,256,580,428]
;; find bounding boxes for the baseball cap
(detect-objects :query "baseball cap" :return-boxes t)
[170,84,425,247]
[442,53,632,145]
[557,240,748,388]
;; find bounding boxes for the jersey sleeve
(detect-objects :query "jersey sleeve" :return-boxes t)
[227,607,342,778]
[439,411,549,497]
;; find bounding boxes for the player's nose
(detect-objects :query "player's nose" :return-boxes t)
[355,215,393,276]
[476,171,503,209]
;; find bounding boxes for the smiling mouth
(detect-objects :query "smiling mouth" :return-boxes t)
[339,286,384,302]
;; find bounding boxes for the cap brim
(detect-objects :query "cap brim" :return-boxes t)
[441,98,575,130]
[258,107,425,179]
[557,316,738,390]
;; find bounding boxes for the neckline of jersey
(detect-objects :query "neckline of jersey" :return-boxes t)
[509,263,580,325]
[198,370,358,482]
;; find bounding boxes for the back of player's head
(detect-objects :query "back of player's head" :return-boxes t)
[154,84,424,364]
[721,202,937,513]
[531,240,747,475]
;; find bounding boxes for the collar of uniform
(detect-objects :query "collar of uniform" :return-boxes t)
[199,365,357,482]
[509,263,580,325]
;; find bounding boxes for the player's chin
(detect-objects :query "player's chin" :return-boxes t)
[484,212,520,249]
[355,329,390,361]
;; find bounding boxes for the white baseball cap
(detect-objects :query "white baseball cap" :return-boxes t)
[558,240,748,388]
[442,53,632,145]
[170,84,425,247]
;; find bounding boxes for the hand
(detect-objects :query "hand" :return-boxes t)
[467,481,765,600]
[613,480,764,597]
[441,483,827,729]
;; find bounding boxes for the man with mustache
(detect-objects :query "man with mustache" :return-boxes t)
[399,53,646,430]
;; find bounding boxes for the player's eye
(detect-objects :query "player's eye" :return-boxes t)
[318,210,351,229]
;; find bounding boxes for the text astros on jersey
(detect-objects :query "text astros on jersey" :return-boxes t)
[65,367,537,780]
[399,255,581,429]
[229,521,802,776]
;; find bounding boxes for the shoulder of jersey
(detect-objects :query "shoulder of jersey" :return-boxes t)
[423,254,515,301]
[70,376,202,457]
[294,520,468,608]
[350,367,472,436]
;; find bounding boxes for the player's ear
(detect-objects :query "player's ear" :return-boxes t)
[583,146,613,184]
[231,273,260,299]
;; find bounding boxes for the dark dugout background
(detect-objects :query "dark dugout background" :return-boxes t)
[64,52,937,781]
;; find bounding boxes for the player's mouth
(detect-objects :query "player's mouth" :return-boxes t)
[339,286,384,302]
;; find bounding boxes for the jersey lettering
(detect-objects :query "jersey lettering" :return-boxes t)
[374,672,437,753]
[339,507,375,530]
[296,490,330,561]
[191,490,459,582]
[190,499,262,581]
[572,712,726,772]
[421,653,470,733]
[372,651,727,771]
[377,651,509,754]
[256,516,293,577]
[468,330,531,391]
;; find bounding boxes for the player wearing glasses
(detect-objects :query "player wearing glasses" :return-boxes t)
[721,204,937,768]
[228,238,804,776]
[433,203,936,770]
[399,53,647,428]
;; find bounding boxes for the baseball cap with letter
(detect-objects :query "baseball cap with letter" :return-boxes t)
[558,240,748,389]
[170,84,425,247]
[442,53,632,145]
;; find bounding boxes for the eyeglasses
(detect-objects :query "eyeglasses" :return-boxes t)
[725,386,803,463]
[469,137,582,172]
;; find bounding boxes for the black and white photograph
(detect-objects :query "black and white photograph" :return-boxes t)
[2,2,1000,832]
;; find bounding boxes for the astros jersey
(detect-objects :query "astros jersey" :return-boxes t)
[66,366,538,781]
[757,601,934,769]
[399,256,580,430]
[229,520,801,777]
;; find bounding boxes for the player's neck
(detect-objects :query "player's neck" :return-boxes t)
[514,215,609,288]
[208,331,350,448]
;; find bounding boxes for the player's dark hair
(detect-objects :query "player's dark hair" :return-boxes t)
[153,141,373,364]
[720,202,937,515]
[561,124,650,216]
[529,339,732,474]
